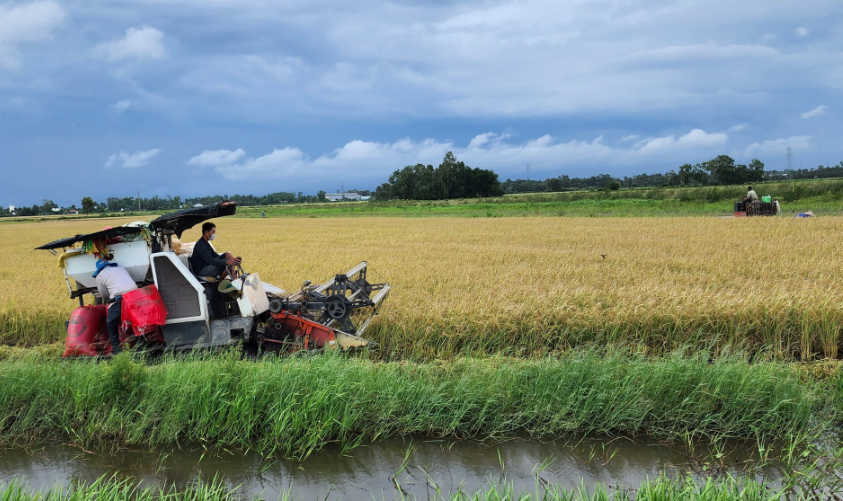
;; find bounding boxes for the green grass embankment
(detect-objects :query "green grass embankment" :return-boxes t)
[0,351,831,458]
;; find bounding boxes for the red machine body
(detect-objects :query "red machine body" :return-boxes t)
[63,285,167,357]
[265,311,337,350]
[63,305,111,357]
[121,285,168,336]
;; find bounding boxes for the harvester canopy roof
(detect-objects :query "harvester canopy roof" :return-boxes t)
[150,200,237,238]
[35,226,146,250]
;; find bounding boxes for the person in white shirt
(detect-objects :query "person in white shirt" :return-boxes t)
[744,186,758,202]
[93,258,138,355]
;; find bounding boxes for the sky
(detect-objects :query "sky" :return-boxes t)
[1,0,841,207]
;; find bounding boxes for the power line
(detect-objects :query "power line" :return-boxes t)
[787,146,792,171]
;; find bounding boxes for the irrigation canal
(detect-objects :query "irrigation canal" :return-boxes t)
[0,437,794,498]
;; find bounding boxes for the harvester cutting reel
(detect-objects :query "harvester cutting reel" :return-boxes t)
[258,261,390,351]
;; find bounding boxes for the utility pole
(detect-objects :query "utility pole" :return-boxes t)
[786,146,792,180]
[137,189,141,211]
[342,181,345,200]
[526,163,530,181]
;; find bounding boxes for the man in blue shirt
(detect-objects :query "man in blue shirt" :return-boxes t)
[190,222,241,282]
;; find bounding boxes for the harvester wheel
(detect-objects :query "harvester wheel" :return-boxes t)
[326,296,348,319]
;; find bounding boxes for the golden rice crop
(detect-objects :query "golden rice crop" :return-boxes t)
[1,216,842,358]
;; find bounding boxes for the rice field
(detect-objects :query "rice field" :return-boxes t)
[1,216,842,358]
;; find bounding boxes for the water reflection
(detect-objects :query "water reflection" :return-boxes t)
[0,437,780,499]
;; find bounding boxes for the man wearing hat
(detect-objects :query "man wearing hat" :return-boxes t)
[93,257,138,354]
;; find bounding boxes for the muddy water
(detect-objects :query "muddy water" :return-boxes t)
[0,437,779,499]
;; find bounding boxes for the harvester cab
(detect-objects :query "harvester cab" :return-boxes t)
[36,201,389,357]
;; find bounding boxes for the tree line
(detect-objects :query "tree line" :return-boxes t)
[373,152,504,200]
[0,189,373,217]
[765,162,843,181]
[505,155,769,194]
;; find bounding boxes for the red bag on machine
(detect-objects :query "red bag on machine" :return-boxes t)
[120,285,168,336]
[63,305,108,357]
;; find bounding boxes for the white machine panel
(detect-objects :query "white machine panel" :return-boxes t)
[64,240,150,288]
[235,273,270,317]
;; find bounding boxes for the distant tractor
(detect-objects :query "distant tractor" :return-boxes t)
[734,197,779,217]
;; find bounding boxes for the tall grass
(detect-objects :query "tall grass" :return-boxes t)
[0,476,272,501]
[4,216,843,359]
[0,474,812,500]
[0,351,821,458]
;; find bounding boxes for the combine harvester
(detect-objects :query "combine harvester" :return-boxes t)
[733,197,780,217]
[36,201,390,357]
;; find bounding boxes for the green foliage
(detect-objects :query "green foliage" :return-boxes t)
[80,197,95,214]
[678,190,696,202]
[103,353,147,395]
[781,184,805,202]
[705,188,724,203]
[0,351,820,457]
[545,177,563,192]
[0,475,269,501]
[0,473,794,500]
[376,152,504,200]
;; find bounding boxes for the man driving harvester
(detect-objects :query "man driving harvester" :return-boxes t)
[190,222,242,292]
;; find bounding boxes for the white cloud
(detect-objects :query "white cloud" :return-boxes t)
[187,149,246,167]
[620,135,639,142]
[745,136,811,156]
[111,100,132,113]
[761,33,775,41]
[0,1,65,69]
[636,129,728,154]
[192,128,736,183]
[105,149,162,169]
[467,132,511,148]
[729,123,747,131]
[220,148,308,180]
[626,43,777,63]
[468,133,495,148]
[801,105,827,119]
[796,27,809,37]
[95,26,165,62]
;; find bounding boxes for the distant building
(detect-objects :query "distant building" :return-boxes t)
[8,205,13,212]
[51,208,61,213]
[194,203,203,208]
[325,192,363,202]
[68,209,78,215]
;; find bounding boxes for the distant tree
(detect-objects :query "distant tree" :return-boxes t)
[317,190,326,202]
[545,177,563,192]
[702,155,737,185]
[41,199,57,214]
[374,152,502,200]
[81,197,95,214]
[607,180,621,191]
[747,159,765,183]
[373,182,391,200]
